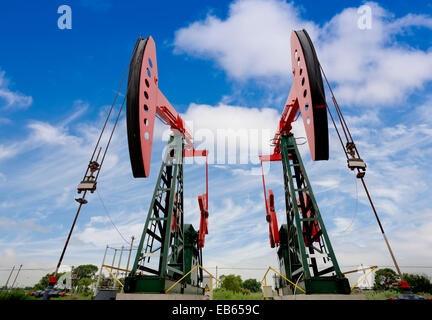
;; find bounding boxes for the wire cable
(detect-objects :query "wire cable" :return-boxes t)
[96,189,131,245]
[53,66,129,277]
[339,177,359,234]
[95,94,127,182]
[320,63,405,282]
[83,66,129,180]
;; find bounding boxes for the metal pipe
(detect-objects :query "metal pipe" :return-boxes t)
[209,276,213,300]
[54,190,87,277]
[96,245,109,291]
[165,264,200,294]
[111,248,117,289]
[103,266,124,288]
[114,246,124,289]
[350,266,377,291]
[269,266,305,293]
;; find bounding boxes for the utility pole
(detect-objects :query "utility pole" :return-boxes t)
[2,265,15,290]
[126,237,135,274]
[10,264,22,289]
[111,248,117,289]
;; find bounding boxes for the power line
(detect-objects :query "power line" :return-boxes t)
[208,267,268,270]
[0,268,54,272]
[342,265,432,269]
[201,265,432,271]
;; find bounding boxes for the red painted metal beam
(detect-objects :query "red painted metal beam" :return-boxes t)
[126,36,209,248]
[198,193,208,249]
[156,89,193,149]
[126,36,196,178]
[267,190,280,248]
[184,149,209,248]
[269,29,329,161]
[260,29,329,249]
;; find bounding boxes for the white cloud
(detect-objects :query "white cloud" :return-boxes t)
[0,248,19,267]
[174,0,317,79]
[414,95,432,124]
[387,13,432,32]
[319,2,432,106]
[0,121,80,163]
[184,103,279,133]
[0,100,89,162]
[28,121,81,146]
[174,0,432,106]
[1,0,432,286]
[181,102,308,165]
[0,70,33,110]
[87,215,110,226]
[183,103,278,161]
[1,98,432,285]
[0,117,11,125]
[314,176,340,189]
[0,216,49,233]
[61,100,89,126]
[0,143,19,160]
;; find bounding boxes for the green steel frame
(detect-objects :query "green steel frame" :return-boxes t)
[277,134,350,294]
[124,134,203,294]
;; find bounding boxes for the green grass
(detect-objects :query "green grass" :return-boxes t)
[213,289,263,300]
[363,290,432,300]
[0,289,94,300]
[0,290,32,300]
[213,289,432,301]
[4,288,429,301]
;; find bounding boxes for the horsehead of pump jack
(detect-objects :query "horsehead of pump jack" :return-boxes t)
[125,36,209,248]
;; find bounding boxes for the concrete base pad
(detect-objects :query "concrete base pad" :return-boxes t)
[116,293,210,300]
[274,294,366,300]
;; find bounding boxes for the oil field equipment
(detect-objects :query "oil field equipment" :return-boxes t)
[42,36,209,299]
[260,29,350,295]
[42,27,408,299]
[259,29,407,295]
[123,36,209,295]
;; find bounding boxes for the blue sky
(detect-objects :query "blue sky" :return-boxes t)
[1,0,432,288]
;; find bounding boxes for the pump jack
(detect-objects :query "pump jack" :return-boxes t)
[261,29,412,297]
[123,36,209,294]
[260,30,351,295]
[39,36,208,300]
